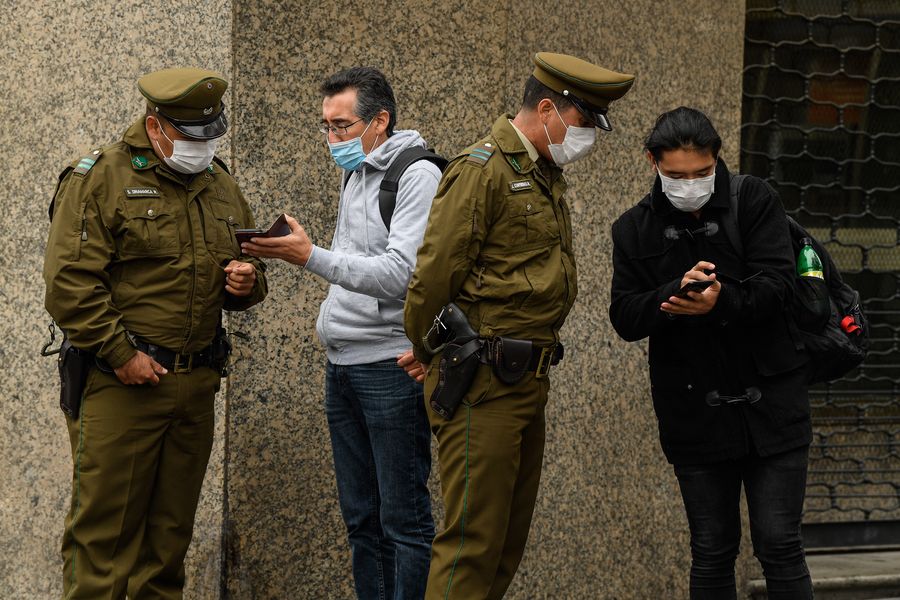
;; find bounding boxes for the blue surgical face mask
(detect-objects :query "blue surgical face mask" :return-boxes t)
[328,120,375,171]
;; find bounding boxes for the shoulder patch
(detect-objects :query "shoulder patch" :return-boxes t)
[73,149,102,176]
[466,142,495,167]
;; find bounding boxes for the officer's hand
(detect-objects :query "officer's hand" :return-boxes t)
[224,260,257,296]
[397,350,426,383]
[241,214,312,266]
[661,261,722,316]
[115,351,167,386]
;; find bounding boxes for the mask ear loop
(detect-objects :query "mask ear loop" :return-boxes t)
[543,101,567,146]
[147,116,170,158]
[359,119,377,154]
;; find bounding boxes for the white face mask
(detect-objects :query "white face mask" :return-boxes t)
[544,103,596,166]
[150,118,218,174]
[657,166,717,212]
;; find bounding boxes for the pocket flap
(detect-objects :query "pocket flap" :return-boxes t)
[506,195,544,217]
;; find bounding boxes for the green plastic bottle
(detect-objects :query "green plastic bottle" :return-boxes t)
[797,237,824,279]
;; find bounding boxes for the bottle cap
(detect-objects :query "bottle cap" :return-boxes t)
[841,315,861,334]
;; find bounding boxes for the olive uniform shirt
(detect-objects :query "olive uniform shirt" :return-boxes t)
[44,118,268,369]
[405,115,575,362]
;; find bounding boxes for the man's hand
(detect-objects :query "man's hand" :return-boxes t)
[115,351,168,386]
[224,260,257,296]
[661,260,722,316]
[397,350,426,383]
[241,214,312,266]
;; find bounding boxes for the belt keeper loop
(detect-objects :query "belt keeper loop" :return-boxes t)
[534,345,555,379]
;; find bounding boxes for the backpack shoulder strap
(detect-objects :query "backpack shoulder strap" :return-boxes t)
[721,173,748,259]
[379,147,448,232]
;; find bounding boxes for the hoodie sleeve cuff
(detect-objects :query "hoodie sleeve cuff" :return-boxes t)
[304,245,331,278]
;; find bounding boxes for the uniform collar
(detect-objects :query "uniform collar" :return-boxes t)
[507,119,539,162]
[491,114,561,181]
[123,118,161,171]
[650,158,732,216]
[491,114,536,174]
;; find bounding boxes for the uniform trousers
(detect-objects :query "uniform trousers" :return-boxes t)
[425,362,550,600]
[61,366,218,600]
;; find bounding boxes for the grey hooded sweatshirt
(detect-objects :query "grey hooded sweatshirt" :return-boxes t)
[307,129,442,365]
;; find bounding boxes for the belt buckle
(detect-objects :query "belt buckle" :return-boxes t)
[535,345,555,380]
[174,352,193,374]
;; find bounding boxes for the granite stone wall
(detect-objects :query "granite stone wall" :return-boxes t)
[1,1,747,598]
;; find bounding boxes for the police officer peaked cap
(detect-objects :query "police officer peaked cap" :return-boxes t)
[138,68,228,139]
[532,52,635,131]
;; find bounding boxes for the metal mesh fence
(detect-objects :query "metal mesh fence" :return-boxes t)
[742,0,900,523]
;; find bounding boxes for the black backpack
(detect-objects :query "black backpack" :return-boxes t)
[342,146,448,232]
[721,174,869,384]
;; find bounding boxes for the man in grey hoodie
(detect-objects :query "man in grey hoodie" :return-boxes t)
[242,67,440,600]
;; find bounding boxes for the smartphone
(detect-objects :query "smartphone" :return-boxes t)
[675,279,714,298]
[235,213,291,245]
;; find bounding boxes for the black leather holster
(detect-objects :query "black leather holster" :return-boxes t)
[58,337,93,419]
[430,337,484,420]
[428,303,482,420]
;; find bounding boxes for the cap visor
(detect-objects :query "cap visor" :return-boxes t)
[576,106,611,131]
[169,112,228,140]
[592,112,612,131]
[568,95,612,131]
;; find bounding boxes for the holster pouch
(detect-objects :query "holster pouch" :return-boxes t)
[490,336,532,384]
[58,337,93,419]
[429,337,483,420]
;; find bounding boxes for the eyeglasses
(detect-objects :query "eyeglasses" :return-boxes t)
[318,118,364,136]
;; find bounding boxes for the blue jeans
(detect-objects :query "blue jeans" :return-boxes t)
[326,359,434,600]
[674,445,813,600]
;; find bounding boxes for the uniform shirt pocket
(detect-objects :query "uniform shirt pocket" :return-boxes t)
[119,199,180,256]
[503,193,560,248]
[206,198,244,256]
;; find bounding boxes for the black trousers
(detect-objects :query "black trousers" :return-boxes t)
[674,445,813,600]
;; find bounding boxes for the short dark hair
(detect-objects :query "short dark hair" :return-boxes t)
[644,106,722,161]
[521,75,574,111]
[320,67,397,136]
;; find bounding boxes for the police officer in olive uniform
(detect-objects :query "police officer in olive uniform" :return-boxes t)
[403,53,634,599]
[43,68,268,599]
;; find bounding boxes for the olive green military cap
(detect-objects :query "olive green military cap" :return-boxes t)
[138,68,228,139]
[532,52,635,131]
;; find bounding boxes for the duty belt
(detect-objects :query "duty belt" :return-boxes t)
[134,340,215,374]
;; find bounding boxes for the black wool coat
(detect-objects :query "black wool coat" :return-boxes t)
[609,160,812,465]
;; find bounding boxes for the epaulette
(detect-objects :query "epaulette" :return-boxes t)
[72,148,103,176]
[466,142,495,167]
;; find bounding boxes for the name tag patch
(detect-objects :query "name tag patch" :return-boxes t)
[509,180,533,192]
[125,187,160,198]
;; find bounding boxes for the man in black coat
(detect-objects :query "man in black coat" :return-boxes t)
[609,107,813,599]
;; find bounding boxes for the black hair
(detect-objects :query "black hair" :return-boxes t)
[644,106,722,161]
[521,75,574,111]
[320,66,397,136]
